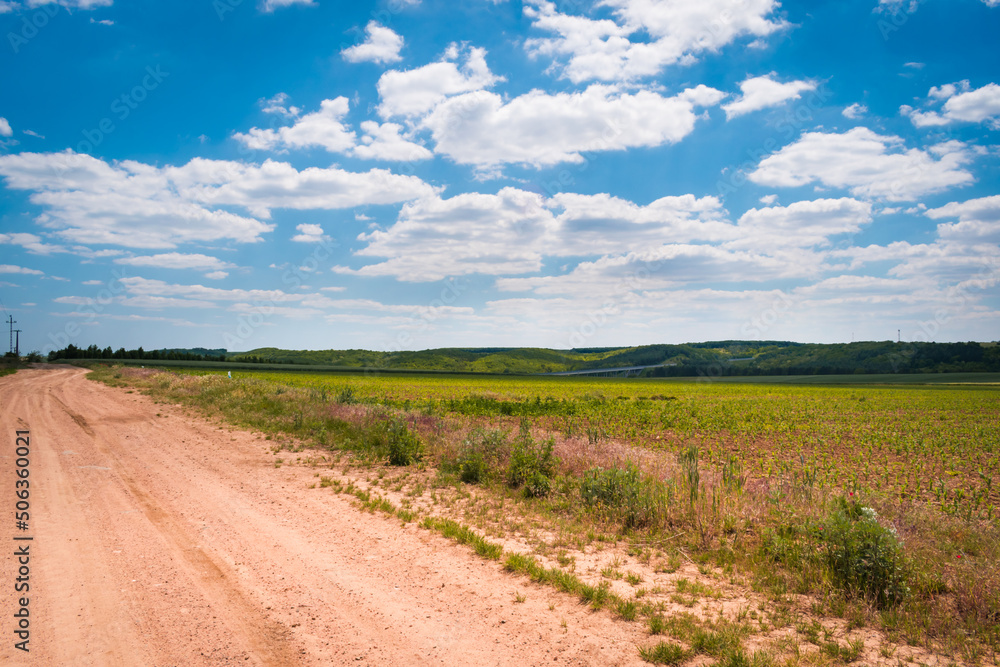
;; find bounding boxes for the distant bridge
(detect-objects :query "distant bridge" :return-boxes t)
[542,363,677,378]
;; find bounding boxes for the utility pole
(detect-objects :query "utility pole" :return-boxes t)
[13,329,21,356]
[6,315,15,354]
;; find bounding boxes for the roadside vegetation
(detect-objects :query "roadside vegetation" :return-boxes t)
[88,363,1000,666]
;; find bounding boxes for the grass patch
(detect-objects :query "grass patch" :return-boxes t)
[639,641,688,665]
[421,517,504,560]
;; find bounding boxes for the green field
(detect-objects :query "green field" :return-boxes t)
[143,366,1000,516]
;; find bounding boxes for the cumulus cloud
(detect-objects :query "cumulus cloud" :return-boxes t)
[524,0,786,83]
[749,128,976,201]
[376,46,502,118]
[901,81,1000,129]
[334,188,733,281]
[0,117,11,137]
[291,223,331,243]
[497,245,801,297]
[341,22,404,64]
[422,84,724,169]
[730,198,872,250]
[722,74,817,119]
[926,195,1000,244]
[0,151,436,248]
[233,97,355,153]
[0,231,67,255]
[259,92,301,118]
[0,264,43,275]
[114,253,237,272]
[353,121,432,161]
[842,103,868,119]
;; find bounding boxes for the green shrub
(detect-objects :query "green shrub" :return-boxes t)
[507,422,556,497]
[383,418,422,466]
[457,428,508,484]
[821,497,909,608]
[579,464,667,528]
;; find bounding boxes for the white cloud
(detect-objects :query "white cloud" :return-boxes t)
[722,74,817,120]
[259,92,300,118]
[0,232,67,254]
[902,81,1000,129]
[497,245,803,297]
[842,103,868,119]
[877,0,920,13]
[524,0,786,83]
[423,84,724,169]
[749,128,976,201]
[0,118,11,137]
[0,151,436,248]
[114,253,236,272]
[336,188,554,280]
[546,191,734,253]
[234,98,433,161]
[291,223,331,243]
[341,22,404,65]
[376,46,502,118]
[89,17,113,25]
[0,2,15,13]
[730,198,872,250]
[926,195,1000,244]
[26,0,112,8]
[233,97,355,153]
[354,121,432,161]
[0,264,43,275]
[205,271,229,280]
[260,0,314,11]
[171,158,437,215]
[335,188,733,281]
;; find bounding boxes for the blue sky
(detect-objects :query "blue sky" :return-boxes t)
[1,0,998,355]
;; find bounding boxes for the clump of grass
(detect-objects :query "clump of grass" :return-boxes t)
[639,641,688,665]
[616,599,638,621]
[421,517,503,560]
[579,463,670,529]
[348,416,422,466]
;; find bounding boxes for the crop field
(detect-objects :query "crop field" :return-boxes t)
[164,368,1000,518]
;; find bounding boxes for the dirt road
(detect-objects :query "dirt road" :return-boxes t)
[0,367,648,666]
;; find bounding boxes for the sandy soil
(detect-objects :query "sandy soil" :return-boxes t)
[0,366,652,666]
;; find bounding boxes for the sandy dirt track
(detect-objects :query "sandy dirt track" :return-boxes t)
[0,367,649,666]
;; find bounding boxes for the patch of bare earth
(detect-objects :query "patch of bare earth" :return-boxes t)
[0,367,648,665]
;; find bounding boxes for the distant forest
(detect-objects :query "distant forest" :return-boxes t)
[44,340,1000,376]
[48,344,226,363]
